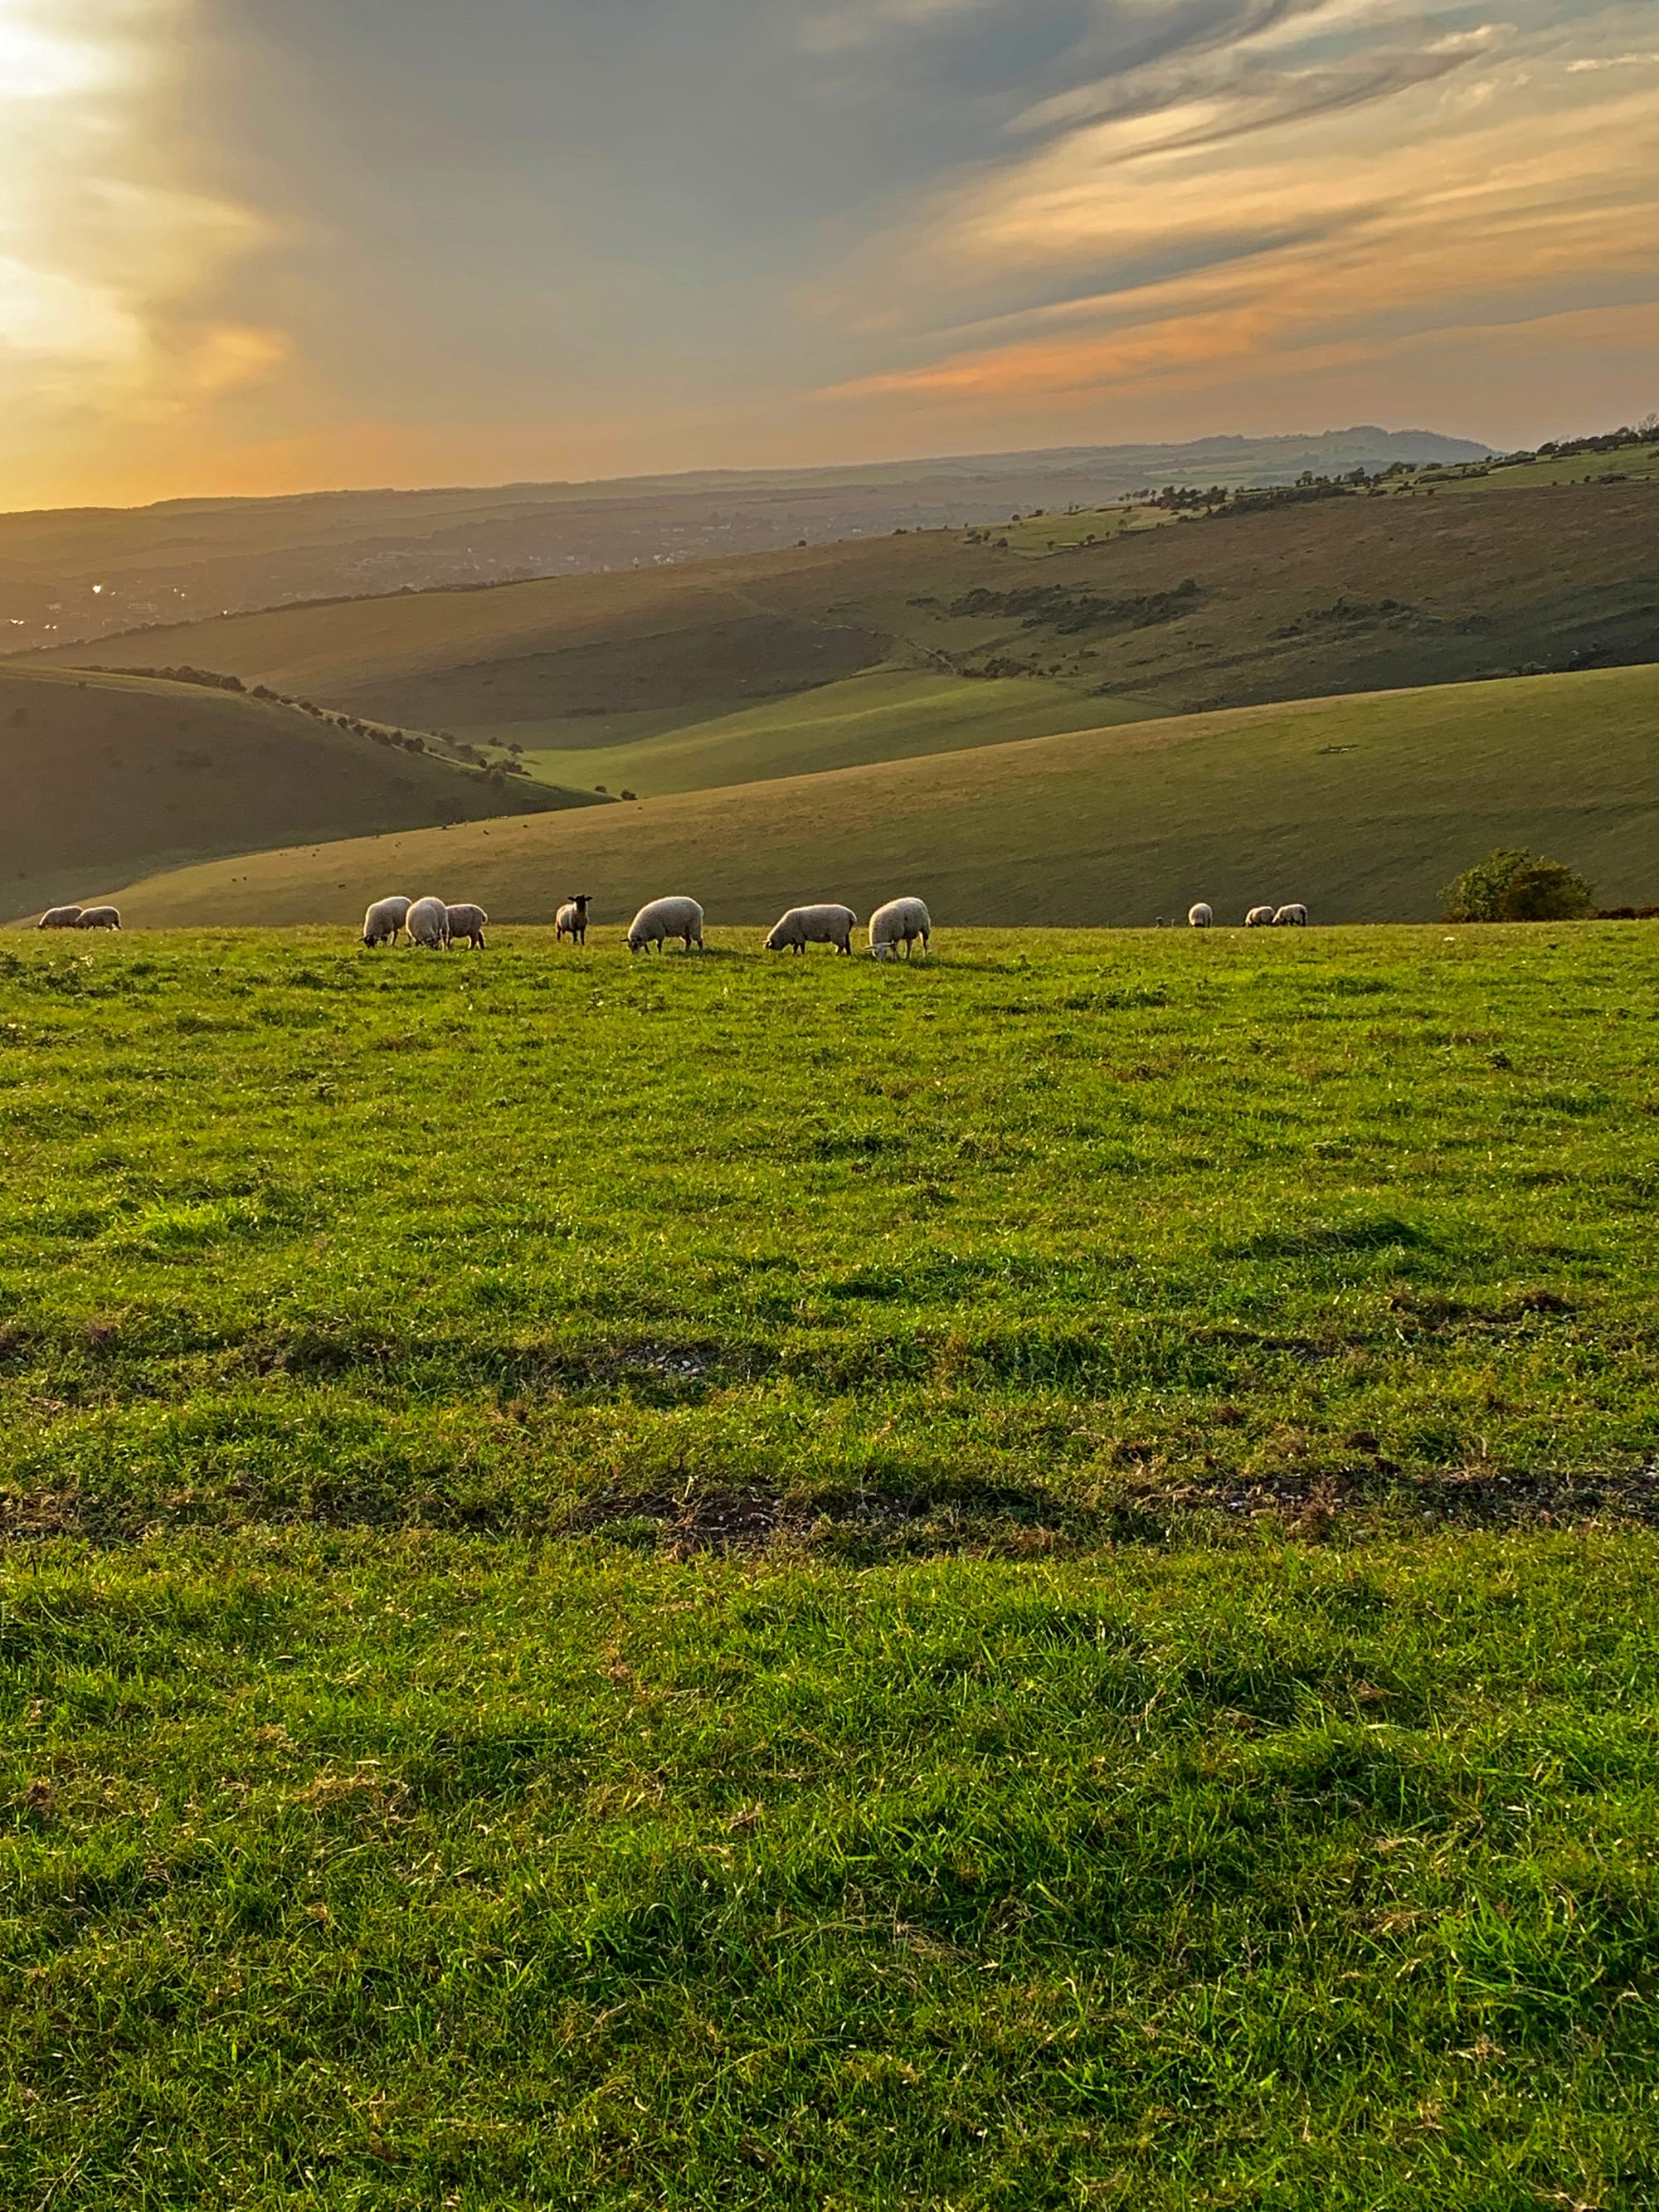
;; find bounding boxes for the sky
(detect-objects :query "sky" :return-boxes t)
[0,0,1655,508]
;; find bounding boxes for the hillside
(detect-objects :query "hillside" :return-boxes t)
[0,664,601,924]
[0,426,1486,654]
[101,662,1659,930]
[32,480,1657,802]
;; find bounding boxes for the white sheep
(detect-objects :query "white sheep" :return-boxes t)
[868,896,932,960]
[1273,903,1308,926]
[76,907,121,931]
[36,906,83,930]
[406,895,451,949]
[362,894,412,946]
[765,902,859,955]
[445,902,488,949]
[1187,903,1213,928]
[627,896,703,952]
[1244,905,1276,928]
[555,893,591,946]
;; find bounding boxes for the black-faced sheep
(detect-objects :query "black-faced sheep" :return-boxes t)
[36,907,83,930]
[1244,905,1276,928]
[555,894,592,946]
[1273,903,1308,926]
[445,902,488,949]
[76,907,121,931]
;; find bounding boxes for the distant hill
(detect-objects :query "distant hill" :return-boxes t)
[0,426,1486,655]
[34,480,1657,801]
[0,664,602,925]
[100,663,1659,931]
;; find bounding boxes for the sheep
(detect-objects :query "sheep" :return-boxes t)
[868,896,932,960]
[75,907,121,931]
[627,896,703,953]
[362,894,412,946]
[445,902,488,949]
[1273,903,1308,927]
[405,895,451,949]
[36,906,83,930]
[764,902,859,955]
[1244,905,1276,928]
[1187,902,1213,928]
[555,893,591,946]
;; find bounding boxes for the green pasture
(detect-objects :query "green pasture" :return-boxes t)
[3,921,1659,2205]
[510,668,1161,796]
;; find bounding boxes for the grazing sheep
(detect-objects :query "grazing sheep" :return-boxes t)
[76,907,121,931]
[764,902,859,955]
[362,894,412,946]
[555,893,591,946]
[36,906,83,930]
[406,895,451,949]
[868,896,932,960]
[627,896,704,953]
[1187,902,1213,928]
[1244,905,1276,928]
[445,902,488,949]
[1273,903,1308,927]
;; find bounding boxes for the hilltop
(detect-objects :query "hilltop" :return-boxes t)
[31,480,1656,807]
[0,664,602,924]
[100,662,1659,930]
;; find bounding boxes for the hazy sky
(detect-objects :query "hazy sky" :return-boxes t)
[1,0,1655,507]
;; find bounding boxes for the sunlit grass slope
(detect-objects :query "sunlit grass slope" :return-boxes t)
[3,922,1659,2205]
[513,667,1165,796]
[105,662,1659,929]
[0,663,596,924]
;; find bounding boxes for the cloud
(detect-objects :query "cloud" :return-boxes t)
[0,0,285,502]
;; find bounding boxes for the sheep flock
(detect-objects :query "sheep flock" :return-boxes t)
[31,889,1311,950]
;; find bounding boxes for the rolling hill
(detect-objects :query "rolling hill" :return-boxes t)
[31,481,1657,805]
[99,662,1659,931]
[0,664,603,924]
[0,425,1486,656]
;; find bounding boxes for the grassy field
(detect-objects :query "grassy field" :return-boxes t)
[32,481,1659,778]
[1433,442,1659,493]
[100,661,1659,930]
[511,668,1165,798]
[2,921,1659,2205]
[0,664,597,926]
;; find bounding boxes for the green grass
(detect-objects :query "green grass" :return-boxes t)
[4,921,1658,1534]
[7,1531,1659,2208]
[4,921,1659,2205]
[995,503,1174,556]
[513,667,1163,797]
[1429,444,1659,493]
[103,660,1659,930]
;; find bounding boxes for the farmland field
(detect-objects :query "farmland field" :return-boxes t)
[2,922,1659,2205]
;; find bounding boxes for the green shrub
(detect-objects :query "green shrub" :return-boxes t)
[1441,846,1594,921]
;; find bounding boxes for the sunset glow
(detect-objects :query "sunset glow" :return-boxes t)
[0,0,1655,509]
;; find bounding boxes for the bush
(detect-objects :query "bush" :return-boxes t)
[1442,847,1595,922]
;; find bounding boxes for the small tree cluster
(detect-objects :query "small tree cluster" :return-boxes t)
[1441,848,1595,923]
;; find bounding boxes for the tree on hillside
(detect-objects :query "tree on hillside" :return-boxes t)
[1441,847,1595,922]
